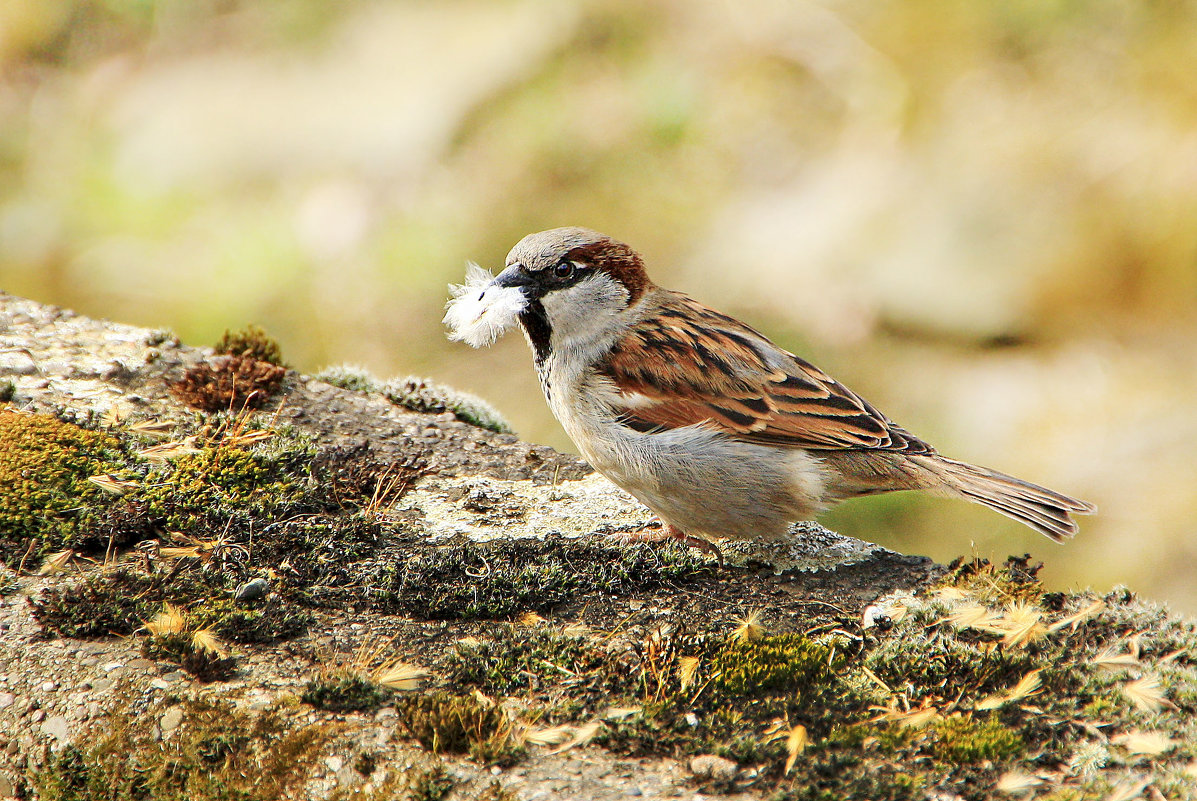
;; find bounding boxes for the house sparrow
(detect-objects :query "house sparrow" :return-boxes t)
[444,227,1094,562]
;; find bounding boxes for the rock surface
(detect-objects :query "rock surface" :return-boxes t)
[1,291,1193,801]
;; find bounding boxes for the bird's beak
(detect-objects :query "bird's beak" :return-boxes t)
[492,265,537,292]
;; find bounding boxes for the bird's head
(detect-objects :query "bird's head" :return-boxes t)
[444,227,650,360]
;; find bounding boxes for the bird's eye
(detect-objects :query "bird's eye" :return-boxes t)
[552,260,576,280]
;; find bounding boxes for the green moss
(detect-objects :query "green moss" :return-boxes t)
[30,568,175,637]
[861,628,1037,707]
[140,443,305,531]
[141,630,236,682]
[778,764,926,801]
[931,715,1023,763]
[381,376,512,433]
[396,691,523,765]
[0,410,133,565]
[0,379,14,403]
[939,554,1046,605]
[315,364,380,393]
[301,668,391,713]
[0,568,17,595]
[31,568,310,643]
[32,696,330,801]
[214,324,286,366]
[329,762,457,801]
[713,633,842,696]
[380,535,708,619]
[190,597,312,644]
[406,765,455,801]
[444,627,626,698]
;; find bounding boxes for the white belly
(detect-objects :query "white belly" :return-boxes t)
[548,385,826,541]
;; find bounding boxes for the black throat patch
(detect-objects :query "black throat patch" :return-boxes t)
[519,300,552,366]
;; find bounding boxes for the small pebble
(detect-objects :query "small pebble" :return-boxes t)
[688,754,738,783]
[234,577,270,602]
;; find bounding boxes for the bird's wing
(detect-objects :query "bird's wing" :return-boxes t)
[596,291,933,453]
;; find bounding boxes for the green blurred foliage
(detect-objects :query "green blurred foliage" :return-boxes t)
[1,0,1195,610]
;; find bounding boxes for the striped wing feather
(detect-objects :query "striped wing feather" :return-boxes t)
[598,291,932,454]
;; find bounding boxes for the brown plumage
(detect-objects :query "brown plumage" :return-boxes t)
[446,226,1096,555]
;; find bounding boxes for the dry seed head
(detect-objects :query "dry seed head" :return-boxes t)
[38,550,76,576]
[977,668,1043,710]
[191,629,229,658]
[996,771,1045,794]
[147,603,187,636]
[222,428,274,447]
[87,474,138,496]
[1048,599,1105,633]
[1104,778,1151,801]
[783,725,808,775]
[130,419,175,439]
[526,721,600,754]
[523,723,576,746]
[602,706,642,721]
[1112,731,1177,756]
[730,609,766,642]
[141,438,201,462]
[999,601,1047,649]
[872,703,940,728]
[677,656,700,691]
[562,622,589,636]
[934,586,971,602]
[546,721,600,754]
[1092,645,1141,670]
[946,603,1001,630]
[1122,674,1168,713]
[374,662,429,691]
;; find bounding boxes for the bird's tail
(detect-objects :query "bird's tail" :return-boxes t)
[912,455,1095,542]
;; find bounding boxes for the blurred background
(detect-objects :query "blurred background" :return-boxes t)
[1,0,1195,610]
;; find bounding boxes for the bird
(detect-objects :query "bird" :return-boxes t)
[443,226,1094,563]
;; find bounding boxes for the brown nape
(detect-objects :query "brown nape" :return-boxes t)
[568,239,652,303]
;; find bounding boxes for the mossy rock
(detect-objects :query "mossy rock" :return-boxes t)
[0,410,135,565]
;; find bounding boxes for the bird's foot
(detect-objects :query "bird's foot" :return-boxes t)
[615,521,724,567]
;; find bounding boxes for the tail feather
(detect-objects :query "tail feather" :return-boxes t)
[913,456,1096,543]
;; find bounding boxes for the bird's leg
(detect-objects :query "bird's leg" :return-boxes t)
[663,523,725,567]
[615,519,724,566]
[613,519,669,544]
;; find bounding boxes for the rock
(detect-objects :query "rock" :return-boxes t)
[688,754,738,782]
[0,693,14,710]
[234,577,270,602]
[41,715,70,743]
[160,706,184,733]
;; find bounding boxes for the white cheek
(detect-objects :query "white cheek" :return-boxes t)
[443,263,527,348]
[539,273,630,352]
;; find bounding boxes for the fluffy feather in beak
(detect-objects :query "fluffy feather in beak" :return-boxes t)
[443,263,528,348]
